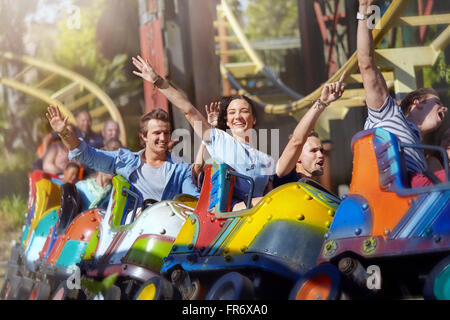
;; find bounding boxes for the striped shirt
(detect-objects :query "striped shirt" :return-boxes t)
[364,95,426,174]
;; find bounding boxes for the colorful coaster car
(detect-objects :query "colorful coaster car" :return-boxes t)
[1,171,62,300]
[22,171,61,250]
[157,161,340,300]
[31,206,103,300]
[291,128,450,300]
[77,175,197,300]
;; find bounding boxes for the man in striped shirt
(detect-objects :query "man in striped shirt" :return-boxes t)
[357,0,447,186]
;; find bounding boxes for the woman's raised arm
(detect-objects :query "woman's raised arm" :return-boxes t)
[132,56,212,142]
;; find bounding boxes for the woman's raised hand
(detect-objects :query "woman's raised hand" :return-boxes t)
[319,71,346,106]
[132,55,158,83]
[46,105,68,134]
[205,101,220,127]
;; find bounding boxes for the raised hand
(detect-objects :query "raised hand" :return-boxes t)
[358,0,375,6]
[46,105,68,134]
[320,71,346,106]
[205,101,220,127]
[168,139,180,152]
[132,55,158,83]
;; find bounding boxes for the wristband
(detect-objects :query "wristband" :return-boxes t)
[356,12,370,20]
[316,99,329,108]
[58,129,72,139]
[153,75,164,88]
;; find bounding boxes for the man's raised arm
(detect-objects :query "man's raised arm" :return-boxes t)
[357,0,389,110]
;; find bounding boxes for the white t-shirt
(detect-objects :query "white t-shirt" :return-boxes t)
[204,127,275,199]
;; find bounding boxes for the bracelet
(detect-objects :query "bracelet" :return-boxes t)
[153,75,165,88]
[58,129,72,139]
[356,12,370,20]
[315,99,329,108]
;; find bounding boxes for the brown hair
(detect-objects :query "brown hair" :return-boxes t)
[400,88,439,115]
[65,162,80,171]
[139,109,171,146]
[218,95,257,130]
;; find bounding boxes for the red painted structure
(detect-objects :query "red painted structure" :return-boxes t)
[139,1,168,113]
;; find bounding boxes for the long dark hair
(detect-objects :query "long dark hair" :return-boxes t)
[217,95,256,130]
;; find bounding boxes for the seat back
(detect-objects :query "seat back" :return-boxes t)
[56,183,81,235]
[108,175,139,228]
[349,128,414,236]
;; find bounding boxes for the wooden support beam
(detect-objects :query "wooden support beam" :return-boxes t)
[51,82,83,100]
[215,49,247,56]
[214,35,239,43]
[396,14,450,27]
[213,21,231,28]
[222,62,258,79]
[65,93,96,111]
[91,122,103,133]
[346,71,394,84]
[35,73,59,89]
[375,46,440,99]
[0,78,75,123]
[13,65,34,80]
[90,105,109,118]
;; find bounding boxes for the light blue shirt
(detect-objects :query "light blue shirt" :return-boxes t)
[68,140,200,203]
[130,162,167,202]
[204,127,275,200]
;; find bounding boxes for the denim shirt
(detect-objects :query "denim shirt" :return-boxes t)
[68,140,200,200]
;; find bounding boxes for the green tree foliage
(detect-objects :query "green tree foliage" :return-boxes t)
[245,0,299,40]
[0,0,141,200]
[53,0,125,88]
[244,0,299,72]
[0,195,27,236]
[0,0,38,53]
[423,51,450,92]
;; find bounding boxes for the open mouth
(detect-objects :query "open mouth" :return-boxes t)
[316,160,324,168]
[233,121,246,127]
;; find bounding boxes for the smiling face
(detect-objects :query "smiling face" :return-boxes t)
[410,95,448,134]
[140,119,171,155]
[63,166,79,184]
[296,136,325,178]
[226,98,256,138]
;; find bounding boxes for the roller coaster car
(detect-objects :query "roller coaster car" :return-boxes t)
[0,171,61,300]
[28,184,103,300]
[73,175,197,300]
[290,128,450,300]
[151,161,340,300]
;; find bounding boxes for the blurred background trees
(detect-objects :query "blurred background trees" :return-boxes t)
[0,0,141,203]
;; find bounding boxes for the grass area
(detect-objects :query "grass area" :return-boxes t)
[0,196,25,287]
[0,195,26,238]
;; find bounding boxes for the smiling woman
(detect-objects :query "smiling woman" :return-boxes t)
[132,55,346,209]
[132,55,275,204]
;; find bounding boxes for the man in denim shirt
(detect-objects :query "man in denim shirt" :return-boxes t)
[46,106,200,205]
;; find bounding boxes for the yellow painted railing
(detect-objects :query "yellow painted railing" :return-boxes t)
[216,0,450,139]
[0,52,127,145]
